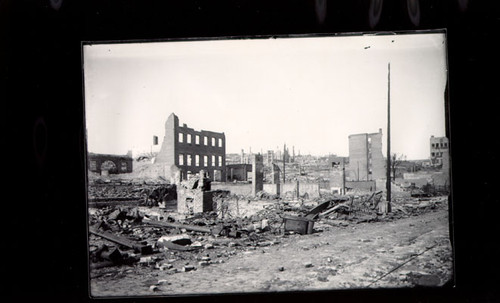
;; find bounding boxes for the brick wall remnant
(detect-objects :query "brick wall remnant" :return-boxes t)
[177,170,213,215]
[251,154,264,196]
[272,164,280,196]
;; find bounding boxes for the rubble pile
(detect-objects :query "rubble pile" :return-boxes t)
[255,191,280,200]
[88,184,144,200]
[88,190,448,277]
[88,204,286,274]
[317,193,448,226]
[143,184,177,207]
[88,183,177,207]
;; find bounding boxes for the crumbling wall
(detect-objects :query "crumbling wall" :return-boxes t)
[263,182,320,199]
[154,113,177,165]
[329,157,346,194]
[176,171,213,215]
[177,189,213,214]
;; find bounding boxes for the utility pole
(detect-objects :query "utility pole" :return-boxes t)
[386,62,392,212]
[342,158,346,195]
[283,143,286,184]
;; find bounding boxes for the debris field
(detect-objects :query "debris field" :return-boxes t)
[87,179,452,296]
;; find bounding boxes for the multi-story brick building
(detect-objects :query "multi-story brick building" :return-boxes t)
[347,129,385,181]
[155,113,226,181]
[430,136,449,167]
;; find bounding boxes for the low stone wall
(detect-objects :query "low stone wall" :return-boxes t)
[212,182,321,198]
[398,171,449,188]
[345,180,377,191]
[211,183,253,196]
[264,182,320,198]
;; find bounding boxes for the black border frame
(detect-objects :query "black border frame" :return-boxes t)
[3,1,499,302]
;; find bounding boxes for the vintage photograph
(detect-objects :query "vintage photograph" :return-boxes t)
[83,32,452,297]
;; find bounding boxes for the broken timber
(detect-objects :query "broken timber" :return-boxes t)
[161,241,201,251]
[142,219,237,237]
[89,226,153,254]
[142,219,212,233]
[304,201,331,219]
[319,203,350,218]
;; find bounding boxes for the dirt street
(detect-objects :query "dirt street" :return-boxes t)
[90,204,452,297]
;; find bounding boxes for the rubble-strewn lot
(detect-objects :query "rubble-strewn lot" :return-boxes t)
[87,181,452,297]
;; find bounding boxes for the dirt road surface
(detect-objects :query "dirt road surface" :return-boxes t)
[90,205,452,297]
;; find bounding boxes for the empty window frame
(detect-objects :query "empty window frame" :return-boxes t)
[195,155,200,166]
[218,156,223,167]
[203,155,208,167]
[121,162,127,171]
[204,136,208,145]
[179,154,184,165]
[187,134,192,144]
[218,138,223,147]
[211,155,216,167]
[187,154,192,166]
[211,137,216,146]
[195,135,200,145]
[178,133,184,143]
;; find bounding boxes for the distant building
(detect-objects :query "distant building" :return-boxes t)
[347,129,385,181]
[429,136,449,167]
[155,113,226,181]
[88,153,133,175]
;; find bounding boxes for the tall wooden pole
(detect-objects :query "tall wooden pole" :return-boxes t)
[283,143,286,184]
[386,63,392,211]
[342,158,346,195]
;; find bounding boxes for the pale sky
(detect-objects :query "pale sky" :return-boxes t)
[83,33,447,160]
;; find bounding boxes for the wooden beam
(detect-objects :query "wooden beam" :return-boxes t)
[89,226,153,254]
[142,219,212,234]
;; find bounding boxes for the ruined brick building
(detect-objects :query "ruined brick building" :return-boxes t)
[88,153,133,175]
[155,113,226,181]
[347,129,385,181]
